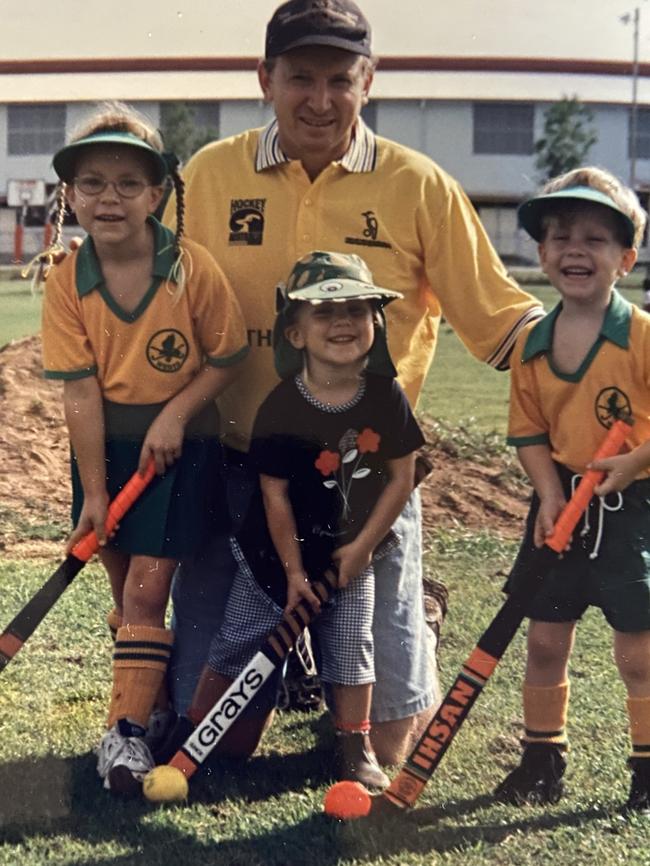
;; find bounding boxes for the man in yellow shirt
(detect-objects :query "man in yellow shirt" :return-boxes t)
[166,0,544,765]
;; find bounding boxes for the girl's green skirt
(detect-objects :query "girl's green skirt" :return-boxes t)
[71,400,227,558]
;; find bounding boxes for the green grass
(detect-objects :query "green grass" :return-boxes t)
[1,539,649,864]
[417,286,556,432]
[421,284,642,434]
[0,278,42,348]
[2,283,650,861]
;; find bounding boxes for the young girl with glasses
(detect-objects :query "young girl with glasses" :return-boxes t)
[40,102,248,796]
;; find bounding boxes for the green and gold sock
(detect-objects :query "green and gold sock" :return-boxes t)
[107,625,173,730]
[522,681,570,749]
[627,696,650,759]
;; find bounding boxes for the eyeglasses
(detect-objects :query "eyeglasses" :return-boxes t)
[73,175,150,199]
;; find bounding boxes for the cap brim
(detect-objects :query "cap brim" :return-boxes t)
[518,186,636,246]
[52,131,168,184]
[287,278,402,304]
[269,34,371,57]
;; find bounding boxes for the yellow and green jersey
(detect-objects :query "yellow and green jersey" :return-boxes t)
[166,119,542,450]
[42,218,248,404]
[508,290,650,476]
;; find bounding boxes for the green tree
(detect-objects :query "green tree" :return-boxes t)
[534,97,597,180]
[159,102,218,164]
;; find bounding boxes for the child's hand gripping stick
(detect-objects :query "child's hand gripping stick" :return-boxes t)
[545,417,633,553]
[0,459,156,672]
[143,569,340,801]
[71,460,157,561]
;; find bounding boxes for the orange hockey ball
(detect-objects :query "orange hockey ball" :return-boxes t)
[323,780,372,820]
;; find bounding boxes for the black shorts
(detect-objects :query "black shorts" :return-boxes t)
[505,465,650,633]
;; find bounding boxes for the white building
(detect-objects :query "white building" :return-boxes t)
[1,0,649,262]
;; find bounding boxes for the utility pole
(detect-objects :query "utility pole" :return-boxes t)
[631,6,640,191]
[622,6,642,190]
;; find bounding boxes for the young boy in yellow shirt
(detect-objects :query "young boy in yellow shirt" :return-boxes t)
[495,167,650,812]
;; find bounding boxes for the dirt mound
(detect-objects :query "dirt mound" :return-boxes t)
[0,335,528,559]
[417,425,528,540]
[0,336,71,557]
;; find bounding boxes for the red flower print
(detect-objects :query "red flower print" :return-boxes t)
[315,450,341,476]
[357,428,380,454]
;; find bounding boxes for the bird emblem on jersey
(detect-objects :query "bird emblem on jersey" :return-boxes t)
[595,387,632,428]
[146,329,189,373]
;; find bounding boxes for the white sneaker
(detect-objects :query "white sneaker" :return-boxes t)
[95,724,154,797]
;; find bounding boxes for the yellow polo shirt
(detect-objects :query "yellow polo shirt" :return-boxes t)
[167,119,543,450]
[42,218,248,404]
[508,290,650,476]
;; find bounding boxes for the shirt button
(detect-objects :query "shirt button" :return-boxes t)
[302,233,311,241]
[304,198,312,206]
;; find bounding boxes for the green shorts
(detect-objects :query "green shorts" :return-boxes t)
[71,400,228,559]
[506,465,650,633]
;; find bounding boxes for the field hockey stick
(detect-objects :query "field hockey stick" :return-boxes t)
[0,459,156,673]
[156,568,340,784]
[374,416,632,815]
[151,457,436,793]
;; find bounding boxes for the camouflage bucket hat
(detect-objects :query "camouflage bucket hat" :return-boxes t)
[273,250,403,379]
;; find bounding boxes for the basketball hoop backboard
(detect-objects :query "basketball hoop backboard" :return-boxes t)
[7,179,46,207]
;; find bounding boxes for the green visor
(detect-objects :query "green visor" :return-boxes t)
[273,251,403,380]
[518,185,637,247]
[53,131,169,185]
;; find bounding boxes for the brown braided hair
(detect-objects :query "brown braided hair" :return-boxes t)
[21,181,69,289]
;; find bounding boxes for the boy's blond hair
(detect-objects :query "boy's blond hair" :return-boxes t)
[541,166,647,250]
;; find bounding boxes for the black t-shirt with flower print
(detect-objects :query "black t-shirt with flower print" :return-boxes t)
[237,373,424,605]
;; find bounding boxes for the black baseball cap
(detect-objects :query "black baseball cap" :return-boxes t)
[265,0,371,59]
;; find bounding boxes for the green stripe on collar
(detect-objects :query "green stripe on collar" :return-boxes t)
[521,289,631,362]
[75,217,176,297]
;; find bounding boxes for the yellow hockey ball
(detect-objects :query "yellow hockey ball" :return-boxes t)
[143,765,189,803]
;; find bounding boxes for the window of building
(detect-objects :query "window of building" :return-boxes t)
[473,102,534,155]
[8,104,66,155]
[630,107,650,160]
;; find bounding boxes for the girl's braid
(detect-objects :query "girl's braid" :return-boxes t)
[171,164,185,257]
[165,162,192,303]
[21,181,69,289]
[51,182,68,249]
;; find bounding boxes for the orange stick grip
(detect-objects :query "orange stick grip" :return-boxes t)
[70,459,156,562]
[545,419,632,554]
